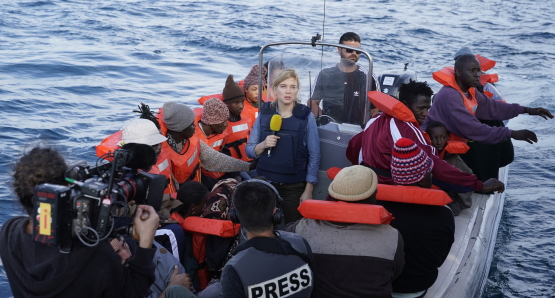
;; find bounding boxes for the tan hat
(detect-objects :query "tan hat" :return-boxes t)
[118,119,167,147]
[328,165,378,201]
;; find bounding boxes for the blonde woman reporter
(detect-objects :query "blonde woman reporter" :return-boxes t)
[246,69,320,224]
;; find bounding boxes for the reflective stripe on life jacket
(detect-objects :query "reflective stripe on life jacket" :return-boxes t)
[297,200,393,225]
[433,66,479,143]
[157,108,202,185]
[376,184,453,206]
[223,117,252,161]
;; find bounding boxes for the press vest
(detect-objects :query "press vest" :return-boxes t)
[225,231,314,298]
[223,116,252,161]
[256,102,310,183]
[432,66,479,142]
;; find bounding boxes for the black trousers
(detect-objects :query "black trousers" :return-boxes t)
[271,181,306,225]
[460,119,514,182]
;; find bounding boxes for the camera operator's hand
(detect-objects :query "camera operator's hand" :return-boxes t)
[133,205,159,249]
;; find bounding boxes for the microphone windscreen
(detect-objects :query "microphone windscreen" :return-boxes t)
[270,114,282,132]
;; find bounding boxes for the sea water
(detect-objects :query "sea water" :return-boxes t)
[1,0,554,297]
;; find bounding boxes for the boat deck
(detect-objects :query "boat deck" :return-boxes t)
[425,166,507,298]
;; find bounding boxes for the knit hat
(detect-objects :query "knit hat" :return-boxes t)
[118,118,167,146]
[243,65,267,91]
[391,138,434,185]
[201,98,230,125]
[222,75,245,102]
[328,165,378,202]
[163,101,195,132]
[454,46,474,60]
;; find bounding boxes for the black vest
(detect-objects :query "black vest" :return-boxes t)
[256,102,310,183]
[225,231,314,298]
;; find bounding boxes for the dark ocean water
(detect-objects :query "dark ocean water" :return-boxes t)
[1,0,554,297]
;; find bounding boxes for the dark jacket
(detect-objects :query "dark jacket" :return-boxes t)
[0,216,156,298]
[287,218,404,298]
[376,201,455,293]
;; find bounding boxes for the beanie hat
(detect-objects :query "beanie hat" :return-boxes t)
[391,138,434,185]
[328,165,378,201]
[454,46,474,60]
[201,98,230,125]
[243,65,267,91]
[222,75,245,102]
[118,118,167,146]
[163,101,195,132]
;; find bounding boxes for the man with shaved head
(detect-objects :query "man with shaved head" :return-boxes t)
[422,47,553,183]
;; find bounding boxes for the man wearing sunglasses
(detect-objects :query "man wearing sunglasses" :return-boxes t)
[308,32,380,126]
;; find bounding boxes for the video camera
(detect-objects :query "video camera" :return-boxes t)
[32,145,166,250]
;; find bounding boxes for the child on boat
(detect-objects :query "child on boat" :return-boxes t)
[241,64,267,124]
[426,120,474,215]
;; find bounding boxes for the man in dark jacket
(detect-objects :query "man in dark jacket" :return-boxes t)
[287,165,404,298]
[220,179,315,298]
[0,146,159,298]
[377,138,455,298]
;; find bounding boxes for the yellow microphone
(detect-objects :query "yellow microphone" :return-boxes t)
[268,114,282,157]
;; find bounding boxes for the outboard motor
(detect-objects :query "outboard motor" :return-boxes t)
[377,63,417,99]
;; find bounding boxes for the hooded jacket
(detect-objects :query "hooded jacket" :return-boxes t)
[0,216,156,298]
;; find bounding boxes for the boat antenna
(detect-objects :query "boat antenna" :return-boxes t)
[320,0,326,69]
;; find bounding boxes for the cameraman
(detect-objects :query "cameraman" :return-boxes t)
[0,146,159,298]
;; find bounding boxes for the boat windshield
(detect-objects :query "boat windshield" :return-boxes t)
[262,43,372,127]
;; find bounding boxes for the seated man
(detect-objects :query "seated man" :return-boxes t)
[307,32,380,125]
[422,47,553,181]
[347,80,505,194]
[287,165,404,297]
[377,138,455,298]
[0,146,159,298]
[220,180,315,298]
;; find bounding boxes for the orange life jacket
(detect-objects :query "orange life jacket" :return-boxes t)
[326,167,452,206]
[376,184,452,206]
[439,140,470,159]
[197,94,224,105]
[192,108,228,180]
[170,213,240,290]
[157,108,202,185]
[476,54,496,71]
[433,66,479,143]
[242,101,260,125]
[297,200,394,224]
[367,91,432,143]
[223,117,252,161]
[96,130,177,193]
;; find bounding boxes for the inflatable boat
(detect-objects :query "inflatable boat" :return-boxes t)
[255,39,505,298]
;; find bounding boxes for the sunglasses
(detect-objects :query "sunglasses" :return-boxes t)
[344,49,361,55]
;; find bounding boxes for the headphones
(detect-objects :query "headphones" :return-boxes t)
[229,179,284,226]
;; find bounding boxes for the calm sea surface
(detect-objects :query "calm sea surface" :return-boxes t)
[1,0,554,297]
